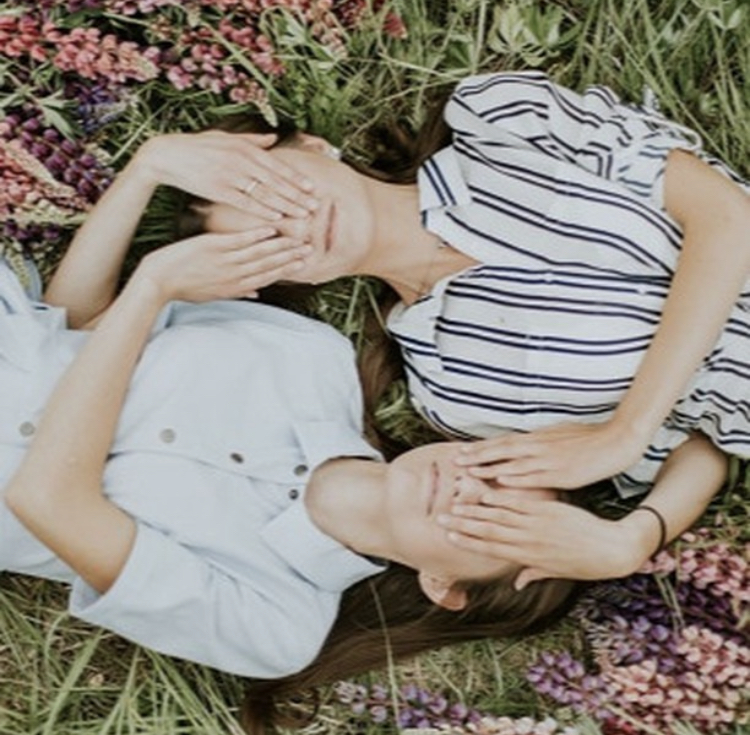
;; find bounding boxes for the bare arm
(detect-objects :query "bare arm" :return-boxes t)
[4,227,308,592]
[457,150,750,489]
[45,131,318,328]
[615,149,750,443]
[440,433,728,586]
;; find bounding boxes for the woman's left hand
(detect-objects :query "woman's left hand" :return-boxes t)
[437,486,643,587]
[135,131,318,220]
[454,420,647,490]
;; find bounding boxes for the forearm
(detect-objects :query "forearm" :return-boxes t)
[5,226,291,591]
[613,151,750,442]
[45,146,159,328]
[615,434,728,573]
[6,267,166,590]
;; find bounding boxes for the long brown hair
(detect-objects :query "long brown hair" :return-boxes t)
[241,564,578,734]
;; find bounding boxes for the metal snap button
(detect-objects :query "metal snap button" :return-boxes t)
[19,421,35,437]
[230,452,244,464]
[159,428,176,444]
[288,488,300,500]
[293,464,308,476]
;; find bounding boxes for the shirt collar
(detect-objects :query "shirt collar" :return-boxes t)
[260,497,386,593]
[295,420,381,469]
[418,146,472,216]
[260,420,385,592]
[0,260,69,369]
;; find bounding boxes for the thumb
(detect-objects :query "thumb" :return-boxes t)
[242,132,278,148]
[514,567,550,591]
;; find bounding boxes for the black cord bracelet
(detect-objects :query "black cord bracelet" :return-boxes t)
[633,504,668,558]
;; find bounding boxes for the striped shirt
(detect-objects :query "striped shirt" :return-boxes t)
[387,71,749,496]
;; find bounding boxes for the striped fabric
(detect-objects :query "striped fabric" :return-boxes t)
[387,71,749,496]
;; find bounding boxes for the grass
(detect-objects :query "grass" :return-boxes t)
[1,0,748,733]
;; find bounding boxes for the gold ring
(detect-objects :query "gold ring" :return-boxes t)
[242,179,259,196]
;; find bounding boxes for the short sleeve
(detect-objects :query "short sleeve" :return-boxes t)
[446,71,703,209]
[69,523,334,677]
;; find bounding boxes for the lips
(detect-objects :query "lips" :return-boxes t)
[426,462,439,516]
[324,201,335,252]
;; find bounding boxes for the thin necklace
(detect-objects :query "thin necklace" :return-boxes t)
[412,234,445,302]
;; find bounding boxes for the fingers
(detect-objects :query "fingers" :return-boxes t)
[455,436,533,466]
[236,173,318,220]
[237,134,315,191]
[181,132,320,218]
[232,145,319,217]
[440,530,523,562]
[217,230,312,295]
[514,567,551,591]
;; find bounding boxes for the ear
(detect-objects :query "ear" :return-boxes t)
[418,572,468,611]
[294,133,334,155]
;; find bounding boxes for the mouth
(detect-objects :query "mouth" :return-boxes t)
[324,201,335,252]
[426,462,439,516]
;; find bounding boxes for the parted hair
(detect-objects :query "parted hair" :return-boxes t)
[174,97,580,734]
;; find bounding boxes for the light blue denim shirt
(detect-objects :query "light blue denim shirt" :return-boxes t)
[0,259,383,678]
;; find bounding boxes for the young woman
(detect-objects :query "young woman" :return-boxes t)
[176,70,746,587]
[1,131,580,733]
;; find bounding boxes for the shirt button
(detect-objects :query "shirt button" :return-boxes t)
[230,452,244,464]
[288,488,300,500]
[19,421,35,437]
[159,428,176,444]
[293,463,308,477]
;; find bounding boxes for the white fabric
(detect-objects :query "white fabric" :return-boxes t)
[388,71,749,496]
[0,259,383,677]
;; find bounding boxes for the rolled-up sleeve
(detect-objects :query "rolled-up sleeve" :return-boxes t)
[69,523,334,678]
[447,71,702,208]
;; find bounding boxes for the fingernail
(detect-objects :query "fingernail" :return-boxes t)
[256,228,276,238]
[437,514,450,525]
[293,207,308,218]
[305,198,319,211]
[301,179,315,191]
[296,245,314,255]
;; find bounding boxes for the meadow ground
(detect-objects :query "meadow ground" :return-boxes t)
[0,1,747,733]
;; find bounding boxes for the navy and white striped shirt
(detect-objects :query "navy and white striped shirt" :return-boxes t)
[387,72,749,496]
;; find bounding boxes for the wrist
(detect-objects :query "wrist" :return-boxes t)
[129,138,166,190]
[617,506,666,573]
[609,408,656,453]
[129,256,173,308]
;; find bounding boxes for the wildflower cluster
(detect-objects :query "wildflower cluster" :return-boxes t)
[0,105,112,254]
[528,529,750,734]
[0,0,405,261]
[334,681,582,734]
[335,681,483,730]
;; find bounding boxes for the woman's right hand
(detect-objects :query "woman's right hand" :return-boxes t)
[135,131,319,220]
[437,478,647,587]
[137,227,312,304]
